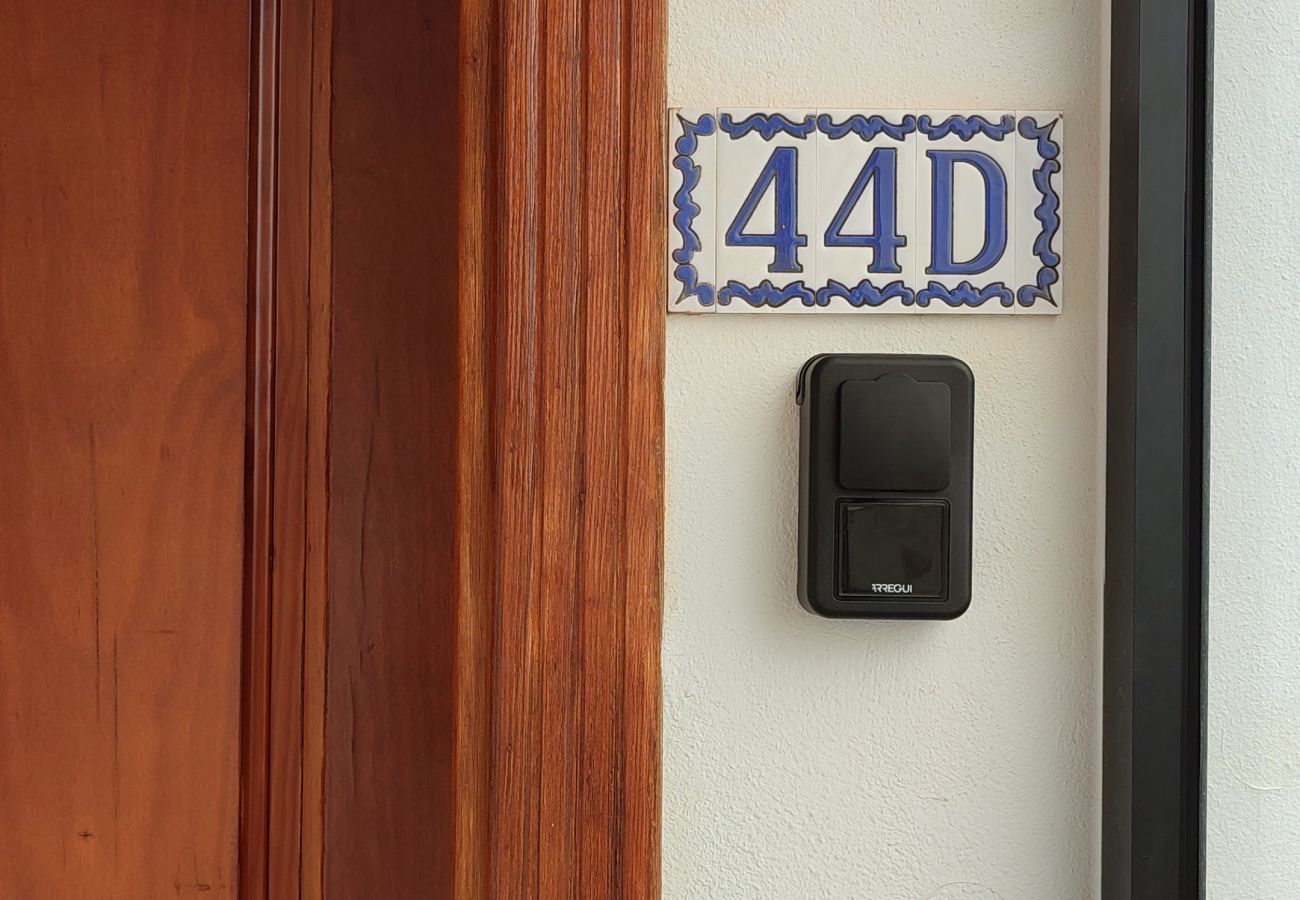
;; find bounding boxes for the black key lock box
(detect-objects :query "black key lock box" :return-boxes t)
[797,354,973,619]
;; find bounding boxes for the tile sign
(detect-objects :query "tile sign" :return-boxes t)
[667,109,1063,314]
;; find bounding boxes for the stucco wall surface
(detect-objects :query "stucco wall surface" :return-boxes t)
[663,1,1107,897]
[1206,0,1300,893]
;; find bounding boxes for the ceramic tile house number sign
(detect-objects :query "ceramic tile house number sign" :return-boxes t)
[666,109,1063,314]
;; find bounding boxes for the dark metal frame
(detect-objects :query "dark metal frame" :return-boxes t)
[1104,0,1210,896]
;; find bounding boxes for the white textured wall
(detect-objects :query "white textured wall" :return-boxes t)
[663,2,1107,897]
[1206,0,1300,893]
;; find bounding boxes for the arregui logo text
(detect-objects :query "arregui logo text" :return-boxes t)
[871,583,914,594]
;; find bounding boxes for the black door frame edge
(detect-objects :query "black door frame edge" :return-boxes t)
[1105,0,1210,896]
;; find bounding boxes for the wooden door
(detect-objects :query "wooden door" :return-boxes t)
[0,1,252,896]
[0,0,667,896]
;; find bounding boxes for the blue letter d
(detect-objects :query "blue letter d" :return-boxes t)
[926,150,1008,276]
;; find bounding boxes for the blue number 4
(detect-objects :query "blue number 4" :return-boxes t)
[824,146,905,274]
[724,146,807,273]
[726,145,906,276]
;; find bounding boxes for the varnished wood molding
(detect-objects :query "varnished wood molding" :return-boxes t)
[241,0,331,896]
[457,0,667,894]
[242,0,664,894]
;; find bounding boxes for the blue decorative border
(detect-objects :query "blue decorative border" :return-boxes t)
[719,279,816,309]
[917,113,1015,141]
[718,112,816,140]
[670,112,716,307]
[667,110,1062,312]
[1016,116,1062,308]
[817,113,917,142]
[817,279,914,308]
[916,281,1014,308]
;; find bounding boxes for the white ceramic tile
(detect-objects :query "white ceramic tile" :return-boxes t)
[714,108,818,313]
[1014,111,1064,315]
[912,110,1018,315]
[666,107,1060,317]
[666,108,719,313]
[813,110,920,314]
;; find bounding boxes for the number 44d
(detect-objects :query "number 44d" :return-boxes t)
[726,145,1008,277]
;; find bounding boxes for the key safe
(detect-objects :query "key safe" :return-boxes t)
[797,354,974,619]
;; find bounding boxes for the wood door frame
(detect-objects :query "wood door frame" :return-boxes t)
[454,0,666,893]
[241,0,666,895]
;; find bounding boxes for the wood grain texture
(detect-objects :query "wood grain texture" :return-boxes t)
[323,0,461,895]
[301,0,334,897]
[240,0,331,896]
[456,0,666,895]
[0,1,251,896]
[0,0,663,893]
[240,0,280,893]
[266,0,315,891]
[454,1,496,894]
